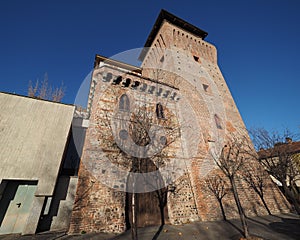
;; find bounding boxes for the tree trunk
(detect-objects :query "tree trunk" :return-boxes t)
[230,176,249,238]
[258,193,272,215]
[218,199,227,221]
[282,182,300,214]
[131,192,138,240]
[159,204,165,226]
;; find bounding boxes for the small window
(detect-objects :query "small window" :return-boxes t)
[102,72,112,82]
[148,86,155,94]
[122,78,131,87]
[119,94,130,112]
[193,56,199,62]
[162,90,170,98]
[140,83,147,92]
[214,114,222,129]
[202,84,209,92]
[112,76,122,85]
[156,88,163,96]
[170,92,177,101]
[156,103,165,119]
[131,81,140,89]
[160,56,164,63]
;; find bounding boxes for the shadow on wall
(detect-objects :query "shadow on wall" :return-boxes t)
[37,177,71,232]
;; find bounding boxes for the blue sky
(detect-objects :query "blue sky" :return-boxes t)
[0,0,299,135]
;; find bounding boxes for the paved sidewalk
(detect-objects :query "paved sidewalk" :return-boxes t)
[0,213,299,240]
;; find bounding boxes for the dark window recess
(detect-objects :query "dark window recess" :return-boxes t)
[113,76,122,85]
[170,92,177,100]
[156,103,165,119]
[148,86,155,94]
[140,83,147,92]
[202,84,209,92]
[103,72,113,82]
[162,90,170,98]
[214,114,222,129]
[193,56,199,62]
[156,88,163,96]
[160,56,165,63]
[122,78,131,87]
[131,81,140,89]
[119,94,130,112]
[119,129,128,140]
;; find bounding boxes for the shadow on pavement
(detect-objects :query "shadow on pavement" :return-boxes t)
[269,217,300,239]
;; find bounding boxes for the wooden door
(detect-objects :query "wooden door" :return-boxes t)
[125,159,168,228]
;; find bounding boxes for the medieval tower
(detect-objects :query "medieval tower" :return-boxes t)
[69,10,290,233]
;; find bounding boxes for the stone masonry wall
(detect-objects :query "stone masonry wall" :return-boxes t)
[70,16,291,234]
[69,64,188,233]
[141,20,291,222]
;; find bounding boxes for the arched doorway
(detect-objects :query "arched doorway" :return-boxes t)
[125,158,169,229]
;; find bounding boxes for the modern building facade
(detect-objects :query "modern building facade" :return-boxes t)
[0,92,75,235]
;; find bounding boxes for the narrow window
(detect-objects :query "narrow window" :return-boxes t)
[139,83,147,92]
[156,103,165,119]
[214,114,222,129]
[102,72,112,82]
[202,84,209,92]
[162,90,170,98]
[160,55,164,63]
[170,92,177,100]
[119,94,130,112]
[122,78,131,87]
[156,88,163,96]
[131,81,140,89]
[148,86,155,94]
[112,76,122,85]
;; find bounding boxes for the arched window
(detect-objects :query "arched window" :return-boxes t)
[122,78,131,87]
[214,114,222,129]
[113,76,122,85]
[119,94,130,112]
[156,103,165,119]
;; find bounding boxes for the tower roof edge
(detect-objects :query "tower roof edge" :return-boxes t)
[138,9,208,61]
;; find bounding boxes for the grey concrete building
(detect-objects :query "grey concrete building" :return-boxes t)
[0,92,76,235]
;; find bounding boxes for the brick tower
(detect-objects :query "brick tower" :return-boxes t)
[69,10,290,234]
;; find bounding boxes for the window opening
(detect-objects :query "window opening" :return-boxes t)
[119,94,130,112]
[112,76,122,85]
[156,103,165,119]
[122,78,131,87]
[202,84,209,92]
[131,81,140,89]
[214,114,222,129]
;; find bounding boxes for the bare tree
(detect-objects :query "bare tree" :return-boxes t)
[205,174,228,220]
[212,136,250,238]
[241,164,272,215]
[28,79,39,97]
[128,106,180,240]
[100,96,181,240]
[52,82,65,102]
[250,128,300,214]
[28,73,65,102]
[38,73,49,99]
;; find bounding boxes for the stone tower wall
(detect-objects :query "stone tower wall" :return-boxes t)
[140,20,291,221]
[69,15,291,234]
